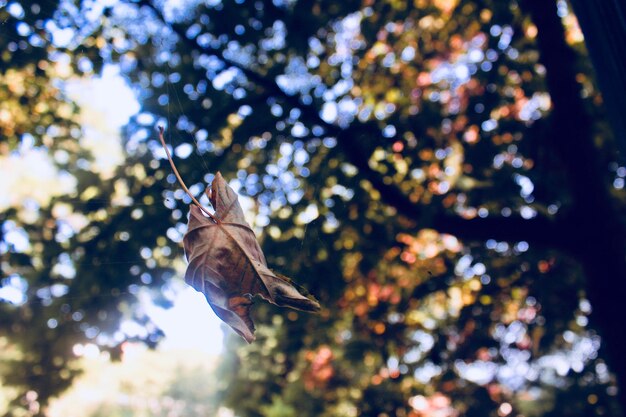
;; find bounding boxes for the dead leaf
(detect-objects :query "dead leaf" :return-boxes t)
[156,127,319,343]
[183,172,320,343]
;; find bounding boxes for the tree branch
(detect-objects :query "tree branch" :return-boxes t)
[334,125,562,244]
[138,0,558,246]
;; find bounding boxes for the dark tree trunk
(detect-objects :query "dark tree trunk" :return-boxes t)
[523,1,626,414]
[569,0,626,158]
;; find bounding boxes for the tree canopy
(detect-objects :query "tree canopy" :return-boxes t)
[1,0,625,416]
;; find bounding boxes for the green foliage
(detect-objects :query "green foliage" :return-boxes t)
[47,348,218,417]
[1,0,625,416]
[261,396,298,417]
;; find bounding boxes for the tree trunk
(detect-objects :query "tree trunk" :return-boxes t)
[569,0,626,158]
[523,1,626,413]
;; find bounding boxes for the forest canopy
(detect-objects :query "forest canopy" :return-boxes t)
[1,0,625,416]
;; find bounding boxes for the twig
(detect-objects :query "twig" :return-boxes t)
[157,126,219,223]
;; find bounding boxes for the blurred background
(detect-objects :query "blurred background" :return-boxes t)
[1,0,625,416]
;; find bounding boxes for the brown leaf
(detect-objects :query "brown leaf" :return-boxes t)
[183,172,320,343]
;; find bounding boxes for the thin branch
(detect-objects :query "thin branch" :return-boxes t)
[157,126,219,223]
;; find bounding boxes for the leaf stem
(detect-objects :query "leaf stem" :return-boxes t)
[157,126,219,223]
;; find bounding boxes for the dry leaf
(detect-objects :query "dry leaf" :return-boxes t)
[156,127,319,343]
[183,172,320,343]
